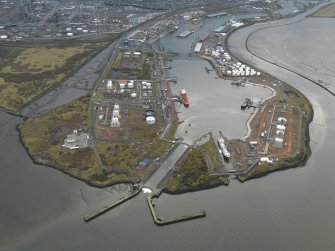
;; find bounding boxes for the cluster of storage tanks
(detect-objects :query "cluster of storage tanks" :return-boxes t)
[273,117,287,148]
[211,50,231,61]
[110,103,121,127]
[141,81,153,97]
[65,27,89,37]
[105,79,137,98]
[226,62,261,77]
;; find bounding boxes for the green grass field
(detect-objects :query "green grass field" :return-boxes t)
[0,43,107,112]
[164,136,229,193]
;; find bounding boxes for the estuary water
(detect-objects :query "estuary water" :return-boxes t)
[2,3,335,250]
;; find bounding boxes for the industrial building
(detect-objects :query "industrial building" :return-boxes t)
[62,130,90,149]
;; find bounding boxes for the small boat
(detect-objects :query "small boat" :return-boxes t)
[180,88,189,107]
[241,97,251,109]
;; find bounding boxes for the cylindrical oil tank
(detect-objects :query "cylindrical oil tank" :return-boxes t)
[146,116,155,125]
[276,125,286,131]
[273,138,283,148]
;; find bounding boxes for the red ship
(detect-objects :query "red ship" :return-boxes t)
[181,88,189,107]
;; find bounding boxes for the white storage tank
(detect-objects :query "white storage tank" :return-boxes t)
[146,116,155,125]
[131,92,137,98]
[278,117,287,125]
[106,80,113,90]
[273,138,283,148]
[127,82,134,88]
[110,117,120,127]
[113,109,120,118]
[276,124,286,132]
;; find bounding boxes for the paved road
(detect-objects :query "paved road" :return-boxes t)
[145,143,188,189]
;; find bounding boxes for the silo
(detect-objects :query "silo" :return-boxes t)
[146,116,155,125]
[273,138,283,148]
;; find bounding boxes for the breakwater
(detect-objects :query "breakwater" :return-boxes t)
[147,190,206,225]
[84,188,142,222]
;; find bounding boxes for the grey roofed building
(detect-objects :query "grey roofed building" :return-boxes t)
[62,132,90,149]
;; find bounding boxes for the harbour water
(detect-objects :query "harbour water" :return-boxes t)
[2,3,335,250]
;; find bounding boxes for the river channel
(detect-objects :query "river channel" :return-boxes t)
[2,2,335,250]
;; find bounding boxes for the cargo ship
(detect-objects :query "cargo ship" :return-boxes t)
[180,88,189,107]
[218,137,231,159]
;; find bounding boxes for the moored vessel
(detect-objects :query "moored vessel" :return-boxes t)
[218,137,231,159]
[181,88,189,107]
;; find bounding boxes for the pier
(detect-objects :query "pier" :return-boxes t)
[84,188,142,222]
[147,190,206,225]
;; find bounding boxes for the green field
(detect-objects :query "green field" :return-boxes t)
[0,43,107,112]
[164,136,229,193]
[19,96,176,186]
[19,96,120,187]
